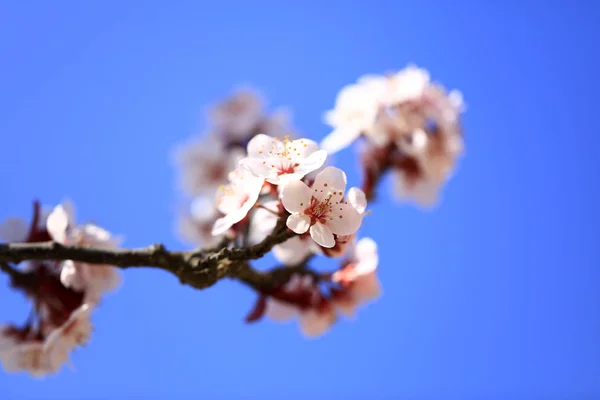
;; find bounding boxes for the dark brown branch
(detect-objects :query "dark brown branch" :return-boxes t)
[0,218,296,291]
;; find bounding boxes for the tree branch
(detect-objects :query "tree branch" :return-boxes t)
[0,218,296,291]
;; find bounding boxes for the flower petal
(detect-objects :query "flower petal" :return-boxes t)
[46,205,70,244]
[320,125,362,154]
[292,149,327,177]
[346,187,367,214]
[273,236,313,265]
[286,214,310,234]
[290,138,319,158]
[312,166,346,201]
[309,222,335,248]
[327,203,362,236]
[354,237,378,275]
[280,180,312,213]
[239,157,278,180]
[247,133,281,157]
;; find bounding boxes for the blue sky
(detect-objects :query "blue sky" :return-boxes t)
[1,1,599,398]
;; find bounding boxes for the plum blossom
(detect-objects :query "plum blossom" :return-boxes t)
[319,186,368,258]
[281,166,363,248]
[321,65,463,154]
[248,274,337,338]
[321,76,388,154]
[332,237,381,317]
[174,135,245,197]
[212,167,265,236]
[247,200,318,265]
[178,196,223,247]
[209,88,264,141]
[0,304,93,377]
[46,203,122,302]
[240,134,327,185]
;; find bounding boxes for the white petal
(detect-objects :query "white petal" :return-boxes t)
[0,218,28,243]
[46,205,70,244]
[309,222,335,248]
[320,125,362,154]
[346,187,367,214]
[327,203,362,236]
[273,236,313,265]
[280,180,312,213]
[247,201,279,244]
[289,138,319,158]
[286,214,310,234]
[354,237,378,275]
[239,157,278,180]
[212,216,233,236]
[292,149,327,176]
[59,260,79,289]
[247,133,280,157]
[312,166,347,199]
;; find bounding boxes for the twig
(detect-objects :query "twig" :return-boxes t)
[0,218,296,291]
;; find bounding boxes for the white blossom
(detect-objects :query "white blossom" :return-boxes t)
[333,238,381,317]
[240,134,327,185]
[178,196,223,247]
[174,135,245,196]
[321,77,388,154]
[209,88,263,140]
[280,166,362,248]
[46,202,122,301]
[211,167,264,236]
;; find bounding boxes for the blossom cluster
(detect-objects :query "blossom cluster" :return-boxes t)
[0,64,465,377]
[0,201,120,377]
[173,88,296,248]
[321,65,465,206]
[183,126,380,334]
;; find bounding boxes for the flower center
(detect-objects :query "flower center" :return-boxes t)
[304,195,334,225]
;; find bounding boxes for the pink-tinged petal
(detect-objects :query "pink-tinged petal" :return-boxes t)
[46,205,70,244]
[289,138,319,158]
[353,273,382,302]
[248,201,279,245]
[293,149,327,176]
[280,180,312,213]
[327,204,362,236]
[246,133,281,157]
[312,166,347,200]
[211,216,233,236]
[354,237,378,275]
[309,222,335,248]
[239,157,278,180]
[299,310,335,337]
[265,299,297,322]
[286,214,310,234]
[0,218,28,243]
[320,125,362,154]
[273,236,313,265]
[346,187,367,214]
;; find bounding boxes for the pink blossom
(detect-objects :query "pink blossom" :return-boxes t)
[240,134,327,185]
[321,76,388,154]
[209,88,264,140]
[211,167,264,236]
[332,238,381,317]
[177,196,223,247]
[174,135,245,197]
[46,202,122,302]
[280,166,363,248]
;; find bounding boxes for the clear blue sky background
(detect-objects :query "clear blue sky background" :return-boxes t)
[1,1,598,399]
